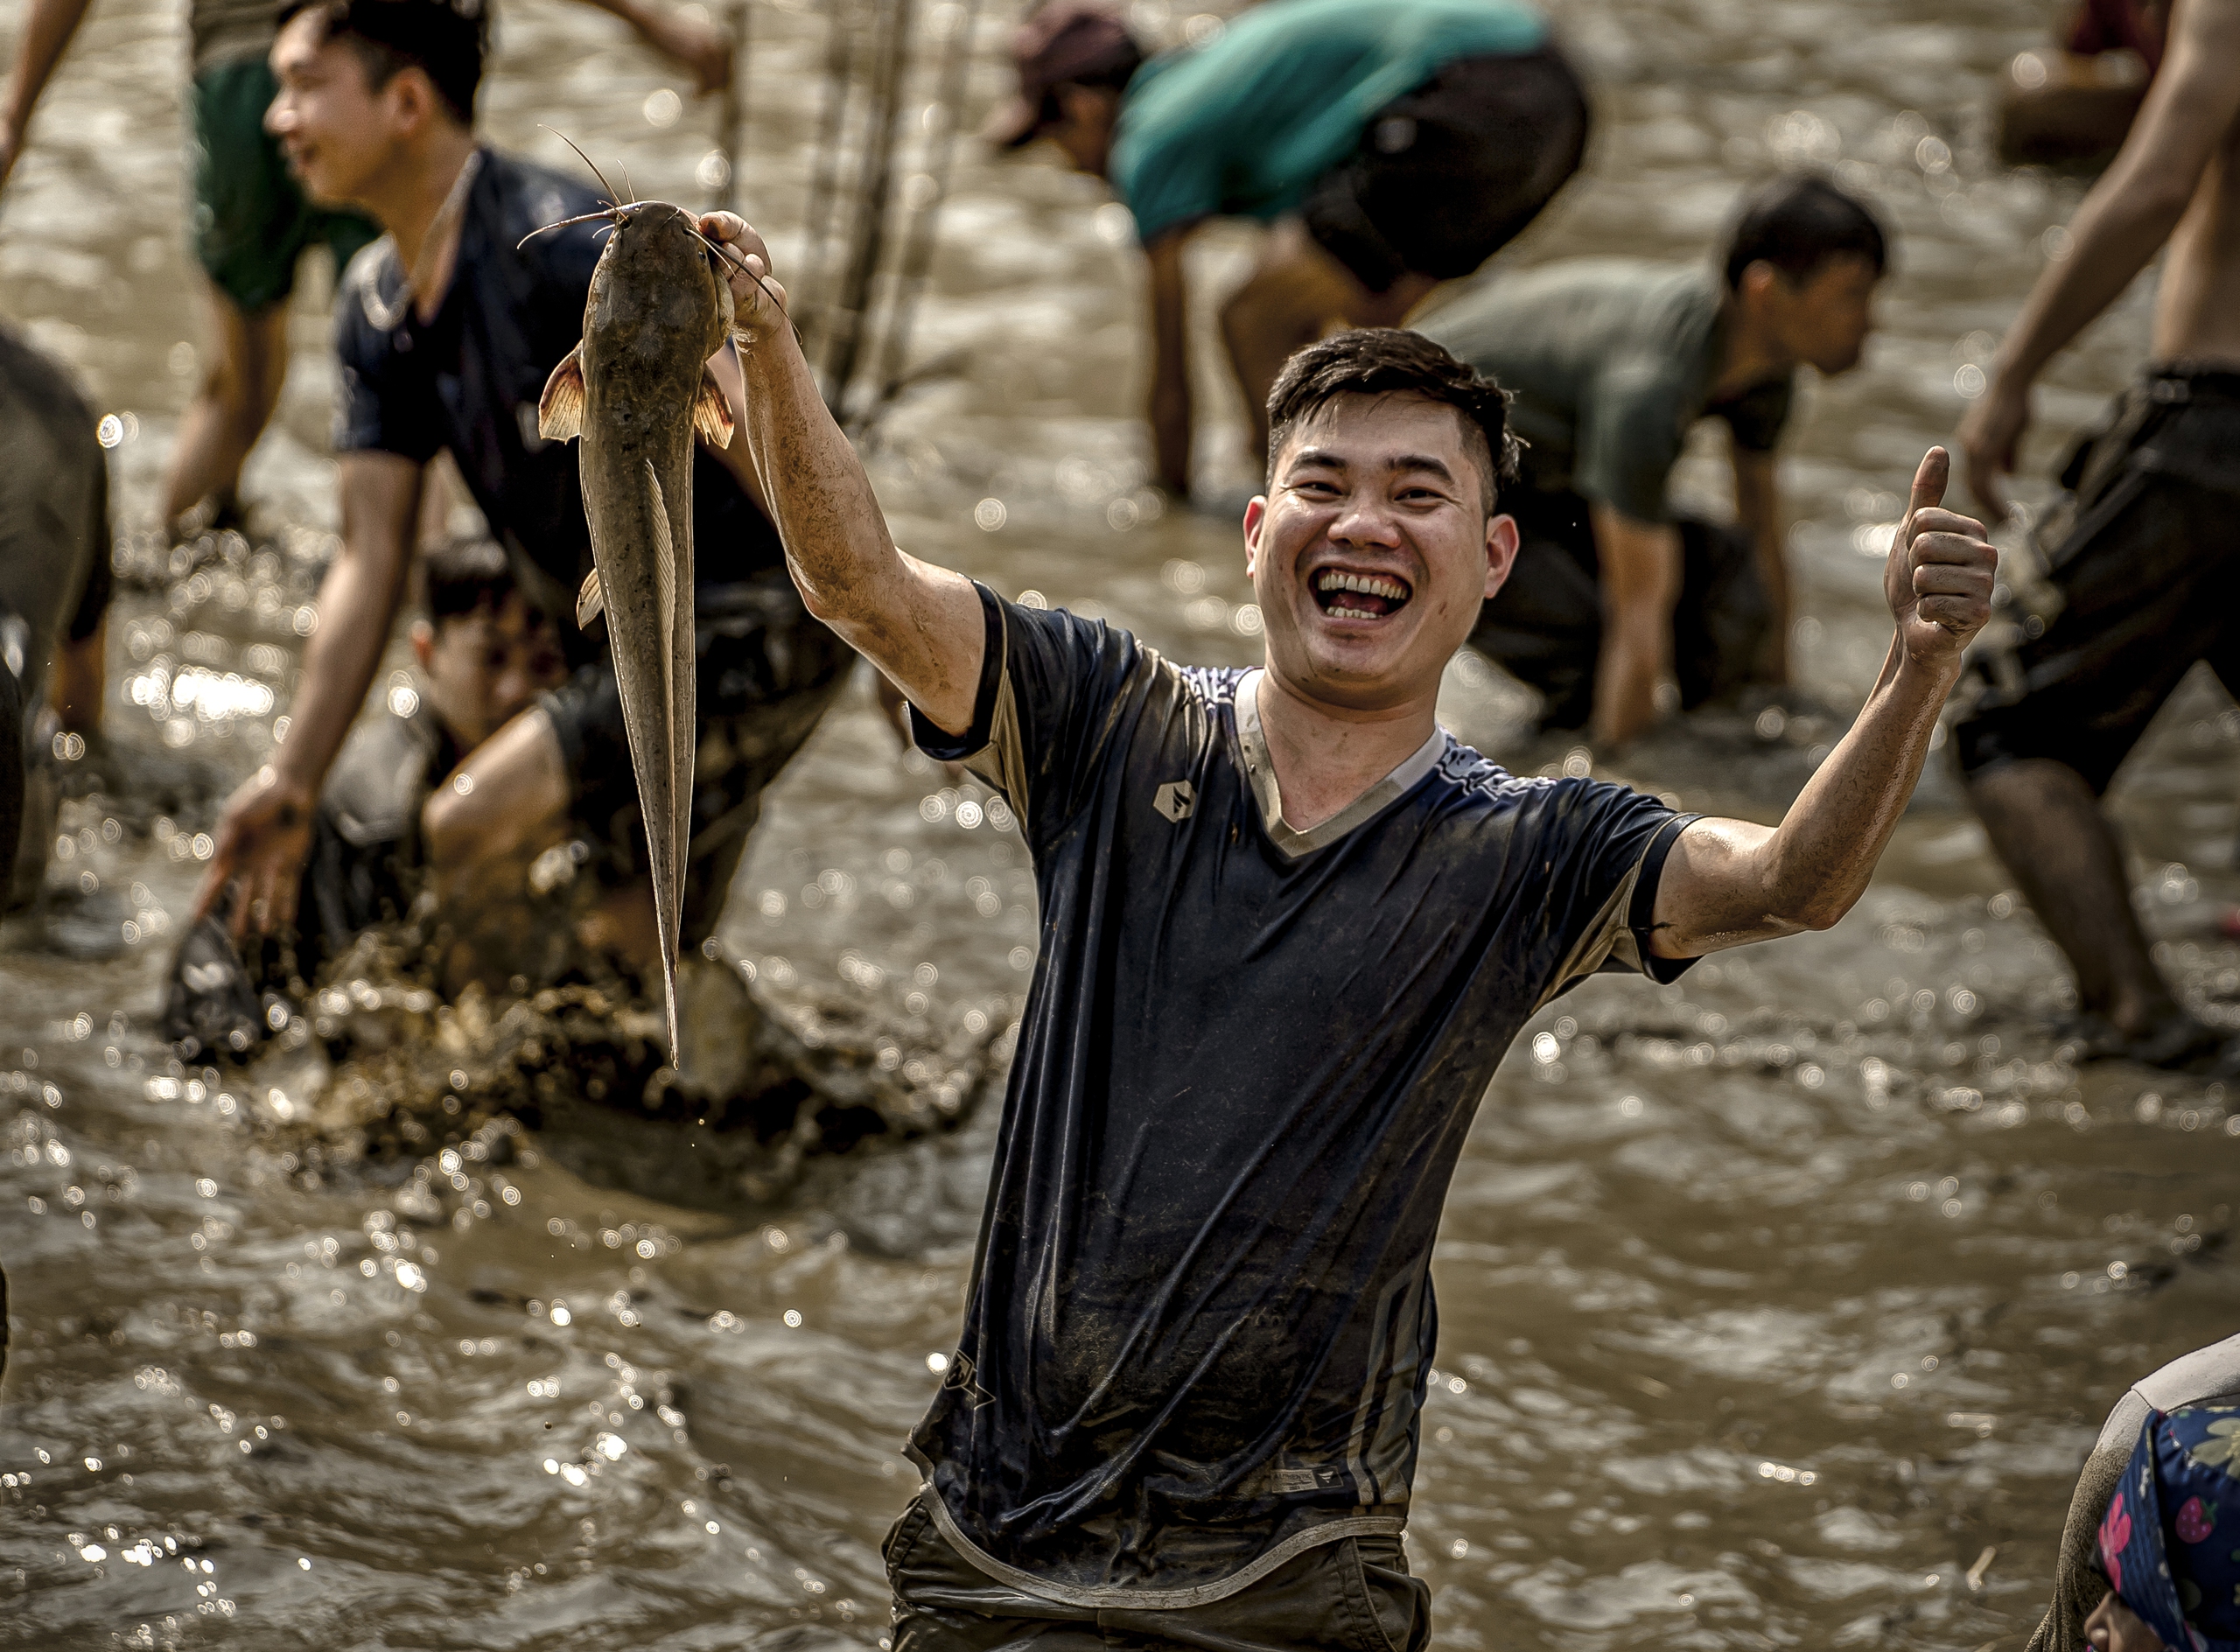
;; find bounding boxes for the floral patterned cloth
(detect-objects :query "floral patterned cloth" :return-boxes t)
[2101,1406,2240,1652]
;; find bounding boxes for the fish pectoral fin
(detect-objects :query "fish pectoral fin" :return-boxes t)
[691,365,735,449]
[576,567,605,627]
[538,344,586,441]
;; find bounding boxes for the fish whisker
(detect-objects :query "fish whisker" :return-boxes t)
[682,220,791,319]
[540,125,624,206]
[518,208,626,249]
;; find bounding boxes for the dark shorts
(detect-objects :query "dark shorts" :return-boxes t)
[1953,367,2240,794]
[1469,486,1774,732]
[190,58,380,313]
[542,572,853,946]
[884,1495,1430,1652]
[1300,46,1591,295]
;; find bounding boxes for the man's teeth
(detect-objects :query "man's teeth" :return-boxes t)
[1315,570,1409,600]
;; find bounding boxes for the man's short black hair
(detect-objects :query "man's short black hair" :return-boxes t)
[276,0,488,126]
[1722,173,1888,291]
[421,535,520,623]
[1265,328,1519,516]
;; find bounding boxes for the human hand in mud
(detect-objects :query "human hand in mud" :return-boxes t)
[1956,370,2031,523]
[194,765,316,939]
[696,213,788,341]
[1885,445,1996,670]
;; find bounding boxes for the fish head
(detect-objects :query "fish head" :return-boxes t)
[587,202,738,373]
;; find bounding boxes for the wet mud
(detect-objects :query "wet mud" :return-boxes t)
[5,0,2240,1648]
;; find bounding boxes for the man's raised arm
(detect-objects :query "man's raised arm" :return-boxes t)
[1648,447,1995,956]
[701,212,986,737]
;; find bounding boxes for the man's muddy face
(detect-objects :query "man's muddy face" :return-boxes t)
[1244,392,1517,712]
[1772,253,1880,377]
[413,592,566,752]
[265,15,407,206]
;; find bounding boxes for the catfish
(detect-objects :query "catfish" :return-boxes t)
[535,197,738,1058]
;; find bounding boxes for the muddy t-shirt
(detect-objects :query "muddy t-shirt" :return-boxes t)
[1420,258,1795,524]
[905,586,1695,1606]
[331,148,787,662]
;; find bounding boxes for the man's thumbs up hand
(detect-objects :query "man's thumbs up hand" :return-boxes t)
[1886,446,1997,669]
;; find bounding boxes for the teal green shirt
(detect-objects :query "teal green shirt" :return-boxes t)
[1421,259,1796,524]
[1108,0,1548,247]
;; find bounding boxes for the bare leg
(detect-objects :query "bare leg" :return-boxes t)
[1216,222,1437,461]
[1968,758,2209,1053]
[163,282,290,532]
[51,617,104,736]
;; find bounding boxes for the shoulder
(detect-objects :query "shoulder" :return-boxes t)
[477,149,607,286]
[333,236,406,361]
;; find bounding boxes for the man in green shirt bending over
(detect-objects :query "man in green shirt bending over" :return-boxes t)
[1421,174,1887,747]
[990,0,1586,497]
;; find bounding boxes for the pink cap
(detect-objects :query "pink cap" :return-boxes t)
[984,0,1141,148]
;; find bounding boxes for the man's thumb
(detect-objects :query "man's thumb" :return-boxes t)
[1908,445,1950,517]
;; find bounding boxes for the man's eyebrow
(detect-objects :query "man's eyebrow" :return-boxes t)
[1387,453,1459,484]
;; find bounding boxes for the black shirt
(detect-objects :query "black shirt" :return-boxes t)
[907,587,1695,1606]
[332,148,787,661]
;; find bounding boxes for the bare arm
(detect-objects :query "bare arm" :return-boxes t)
[1145,231,1192,495]
[576,0,731,94]
[1961,0,2240,517]
[193,452,421,934]
[699,212,985,735]
[1732,448,1790,682]
[1588,503,1681,749]
[1650,448,1995,956]
[0,0,96,194]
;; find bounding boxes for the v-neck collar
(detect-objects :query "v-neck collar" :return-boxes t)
[1232,669,1449,859]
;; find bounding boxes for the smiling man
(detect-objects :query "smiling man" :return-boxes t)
[706,213,1992,1648]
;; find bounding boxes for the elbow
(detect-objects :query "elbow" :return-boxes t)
[1789,888,1858,934]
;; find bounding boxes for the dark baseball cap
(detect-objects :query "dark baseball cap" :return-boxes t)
[984,0,1142,149]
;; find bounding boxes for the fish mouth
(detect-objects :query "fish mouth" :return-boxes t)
[1309,566,1413,622]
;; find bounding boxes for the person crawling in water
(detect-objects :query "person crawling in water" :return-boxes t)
[165,536,564,1057]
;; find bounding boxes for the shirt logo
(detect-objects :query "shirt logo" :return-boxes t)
[1152,780,1195,822]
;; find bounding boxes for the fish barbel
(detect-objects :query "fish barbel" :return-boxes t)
[536,199,737,1057]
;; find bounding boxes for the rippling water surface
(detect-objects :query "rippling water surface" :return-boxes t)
[6,0,2240,1647]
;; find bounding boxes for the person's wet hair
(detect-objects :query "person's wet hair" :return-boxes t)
[276,0,489,126]
[1264,327,1520,516]
[421,535,522,623]
[1722,172,1888,291]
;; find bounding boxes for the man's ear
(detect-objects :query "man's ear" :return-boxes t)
[1242,494,1269,579]
[1483,512,1519,600]
[387,65,443,137]
[410,618,437,671]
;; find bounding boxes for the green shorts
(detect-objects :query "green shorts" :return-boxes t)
[189,56,380,314]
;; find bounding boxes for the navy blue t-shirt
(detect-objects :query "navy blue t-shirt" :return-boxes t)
[907,587,1695,1606]
[331,148,788,662]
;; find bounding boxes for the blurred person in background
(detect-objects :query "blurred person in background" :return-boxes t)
[1998,0,2169,168]
[164,536,565,1059]
[990,0,1587,499]
[1419,174,1886,749]
[2021,1334,2240,1652]
[192,0,849,1058]
[0,0,732,538]
[1956,0,2240,1073]
[0,321,109,906]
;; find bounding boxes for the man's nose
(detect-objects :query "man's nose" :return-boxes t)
[263,92,290,136]
[1328,493,1402,547]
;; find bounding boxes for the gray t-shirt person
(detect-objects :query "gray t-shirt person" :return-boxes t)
[2031,1333,2240,1652]
[1419,258,1794,523]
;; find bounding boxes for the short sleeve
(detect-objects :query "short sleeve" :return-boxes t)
[910,584,1148,847]
[1529,779,1698,1008]
[1714,374,1795,454]
[1108,114,1227,246]
[1571,358,1690,523]
[331,258,443,465]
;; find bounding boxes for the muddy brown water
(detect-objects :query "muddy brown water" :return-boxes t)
[5,0,2240,1647]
